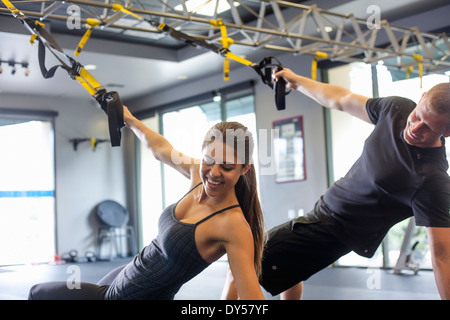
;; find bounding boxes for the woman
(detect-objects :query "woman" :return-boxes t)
[28,106,266,300]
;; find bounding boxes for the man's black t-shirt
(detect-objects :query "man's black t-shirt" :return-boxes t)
[314,96,450,257]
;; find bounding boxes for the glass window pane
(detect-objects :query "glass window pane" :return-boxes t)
[0,120,55,265]
[225,95,258,180]
[139,116,163,246]
[162,103,222,207]
[326,63,380,268]
[327,63,375,181]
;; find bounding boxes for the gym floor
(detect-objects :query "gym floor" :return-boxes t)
[0,258,440,300]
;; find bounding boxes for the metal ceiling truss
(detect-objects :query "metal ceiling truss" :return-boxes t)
[2,0,450,75]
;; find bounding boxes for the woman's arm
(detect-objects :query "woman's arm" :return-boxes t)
[221,267,238,299]
[123,106,198,179]
[222,214,265,300]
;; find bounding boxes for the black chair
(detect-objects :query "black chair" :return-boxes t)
[95,200,138,261]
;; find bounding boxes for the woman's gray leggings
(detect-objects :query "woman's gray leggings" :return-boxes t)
[28,264,126,300]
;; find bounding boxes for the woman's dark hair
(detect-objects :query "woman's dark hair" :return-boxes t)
[202,121,265,278]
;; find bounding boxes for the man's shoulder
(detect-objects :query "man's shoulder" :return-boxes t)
[368,96,416,109]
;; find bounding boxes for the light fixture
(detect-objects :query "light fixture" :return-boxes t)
[213,91,222,102]
[84,64,97,70]
[175,0,240,17]
[316,26,333,33]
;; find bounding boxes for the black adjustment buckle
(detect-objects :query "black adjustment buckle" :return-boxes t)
[95,91,124,147]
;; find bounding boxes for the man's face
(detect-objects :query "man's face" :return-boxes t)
[404,95,449,148]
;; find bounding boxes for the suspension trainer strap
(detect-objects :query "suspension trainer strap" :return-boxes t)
[75,18,101,57]
[111,5,289,110]
[1,0,124,146]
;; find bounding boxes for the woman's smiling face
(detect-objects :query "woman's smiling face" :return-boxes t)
[200,140,248,198]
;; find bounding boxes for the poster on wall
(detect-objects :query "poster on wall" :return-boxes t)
[273,116,306,183]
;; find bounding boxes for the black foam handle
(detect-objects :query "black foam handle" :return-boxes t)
[274,66,286,110]
[97,91,124,147]
[107,91,124,147]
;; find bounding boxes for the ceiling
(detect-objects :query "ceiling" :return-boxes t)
[0,0,449,100]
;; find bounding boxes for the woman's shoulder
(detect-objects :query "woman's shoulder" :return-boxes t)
[213,206,252,238]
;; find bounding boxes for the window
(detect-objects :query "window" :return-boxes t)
[138,89,257,247]
[0,110,56,265]
[161,101,222,207]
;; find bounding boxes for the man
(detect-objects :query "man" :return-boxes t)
[222,68,450,300]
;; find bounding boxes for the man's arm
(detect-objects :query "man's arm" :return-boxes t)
[274,68,372,124]
[426,227,450,299]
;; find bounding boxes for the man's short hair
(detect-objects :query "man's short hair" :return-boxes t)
[426,83,450,117]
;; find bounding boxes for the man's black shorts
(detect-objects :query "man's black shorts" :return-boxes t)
[260,214,351,296]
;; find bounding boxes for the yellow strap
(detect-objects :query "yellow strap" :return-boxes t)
[86,18,101,27]
[311,51,328,81]
[405,66,413,79]
[219,30,234,48]
[224,51,253,66]
[75,19,100,56]
[73,67,104,96]
[157,22,166,31]
[112,4,143,20]
[80,67,103,92]
[28,21,45,44]
[210,19,255,79]
[211,19,233,49]
[209,19,220,27]
[75,28,93,56]
[90,138,96,151]
[211,19,232,80]
[223,58,230,81]
[29,33,38,45]
[35,20,45,28]
[1,0,19,15]
[74,76,97,96]
[413,54,423,88]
